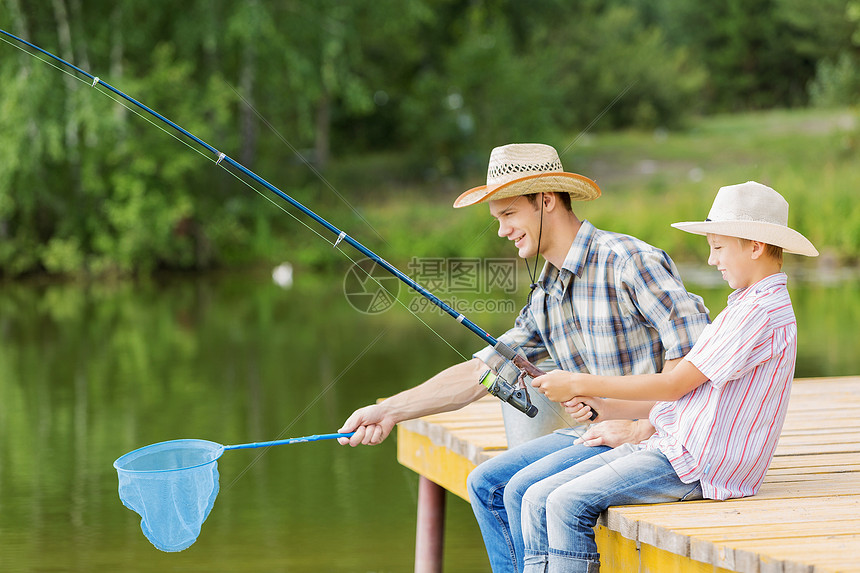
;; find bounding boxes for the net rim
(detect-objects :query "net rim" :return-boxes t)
[113,438,225,474]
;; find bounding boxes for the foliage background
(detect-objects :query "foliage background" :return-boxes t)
[1,0,859,277]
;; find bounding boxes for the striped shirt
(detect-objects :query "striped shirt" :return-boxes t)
[646,273,797,500]
[476,220,710,387]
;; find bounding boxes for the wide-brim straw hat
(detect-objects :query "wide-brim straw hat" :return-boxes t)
[672,181,818,256]
[453,143,601,208]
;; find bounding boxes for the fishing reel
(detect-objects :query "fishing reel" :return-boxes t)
[479,341,599,421]
[481,341,539,417]
[479,356,538,418]
[479,367,538,418]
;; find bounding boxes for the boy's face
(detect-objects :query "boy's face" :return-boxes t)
[489,195,543,259]
[706,234,757,289]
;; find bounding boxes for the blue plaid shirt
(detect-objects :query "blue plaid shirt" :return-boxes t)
[476,220,710,377]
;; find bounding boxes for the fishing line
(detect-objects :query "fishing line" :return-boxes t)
[192,150,471,362]
[218,93,470,361]
[559,81,636,157]
[1,30,469,363]
[225,81,390,247]
[462,81,637,251]
[224,329,389,491]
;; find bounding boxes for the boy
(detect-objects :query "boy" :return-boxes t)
[524,181,818,573]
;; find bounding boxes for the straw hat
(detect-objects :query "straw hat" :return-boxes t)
[672,181,818,256]
[453,143,601,208]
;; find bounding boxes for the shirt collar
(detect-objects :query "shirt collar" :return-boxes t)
[536,220,595,300]
[728,272,787,305]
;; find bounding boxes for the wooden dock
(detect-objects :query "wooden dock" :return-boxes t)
[397,376,860,572]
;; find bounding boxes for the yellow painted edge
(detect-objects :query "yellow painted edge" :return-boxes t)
[596,526,736,573]
[596,527,642,572]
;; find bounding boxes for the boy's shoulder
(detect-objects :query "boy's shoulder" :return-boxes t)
[731,273,791,308]
[718,273,795,329]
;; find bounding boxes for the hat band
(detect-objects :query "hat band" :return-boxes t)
[487,159,563,185]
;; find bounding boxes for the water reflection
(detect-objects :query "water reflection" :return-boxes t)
[0,269,857,572]
[0,271,498,572]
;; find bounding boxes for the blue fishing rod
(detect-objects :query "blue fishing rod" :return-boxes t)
[0,28,541,417]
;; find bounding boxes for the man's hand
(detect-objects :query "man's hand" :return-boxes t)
[336,358,488,447]
[337,404,396,447]
[573,419,655,448]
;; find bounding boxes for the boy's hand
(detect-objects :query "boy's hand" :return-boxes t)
[563,396,603,423]
[574,419,655,448]
[532,370,592,403]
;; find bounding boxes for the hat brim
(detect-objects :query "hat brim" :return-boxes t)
[671,220,818,257]
[453,172,601,208]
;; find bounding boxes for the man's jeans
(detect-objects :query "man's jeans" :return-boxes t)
[521,444,703,573]
[466,432,610,572]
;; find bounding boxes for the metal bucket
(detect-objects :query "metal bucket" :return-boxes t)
[501,363,589,449]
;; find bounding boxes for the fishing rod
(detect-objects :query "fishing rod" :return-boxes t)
[0,28,547,417]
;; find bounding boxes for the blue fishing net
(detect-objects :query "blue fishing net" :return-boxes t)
[113,439,224,552]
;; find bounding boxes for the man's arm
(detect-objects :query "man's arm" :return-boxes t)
[338,358,488,446]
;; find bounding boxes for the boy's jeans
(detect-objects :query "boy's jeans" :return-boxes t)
[521,444,703,573]
[466,432,610,573]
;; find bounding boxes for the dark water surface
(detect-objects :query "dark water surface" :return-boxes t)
[0,267,857,572]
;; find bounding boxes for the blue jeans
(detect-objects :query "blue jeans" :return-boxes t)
[466,432,610,573]
[521,444,703,573]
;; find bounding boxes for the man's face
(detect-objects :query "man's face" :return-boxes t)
[489,195,543,259]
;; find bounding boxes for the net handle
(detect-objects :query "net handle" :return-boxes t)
[222,432,354,451]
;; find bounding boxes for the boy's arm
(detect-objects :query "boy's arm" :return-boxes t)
[564,396,654,422]
[533,359,709,404]
[563,357,684,422]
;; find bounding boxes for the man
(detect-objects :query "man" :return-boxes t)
[338,143,710,572]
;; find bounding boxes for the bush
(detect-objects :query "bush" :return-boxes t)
[810,52,860,107]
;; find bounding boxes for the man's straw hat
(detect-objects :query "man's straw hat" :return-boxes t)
[672,181,818,256]
[453,143,601,208]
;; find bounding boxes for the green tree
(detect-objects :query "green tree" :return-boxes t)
[649,0,855,109]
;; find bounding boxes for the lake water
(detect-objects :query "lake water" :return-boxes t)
[1,266,858,572]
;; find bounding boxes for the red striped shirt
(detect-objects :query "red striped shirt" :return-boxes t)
[644,273,797,500]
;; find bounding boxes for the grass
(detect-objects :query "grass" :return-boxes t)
[560,107,860,263]
[273,107,859,272]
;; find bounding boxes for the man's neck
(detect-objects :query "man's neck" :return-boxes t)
[540,214,582,269]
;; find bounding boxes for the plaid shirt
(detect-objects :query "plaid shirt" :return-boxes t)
[475,220,710,379]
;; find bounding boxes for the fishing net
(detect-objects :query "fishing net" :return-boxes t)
[113,439,224,552]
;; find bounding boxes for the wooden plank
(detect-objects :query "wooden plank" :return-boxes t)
[396,376,860,573]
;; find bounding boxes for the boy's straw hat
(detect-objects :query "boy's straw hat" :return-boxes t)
[453,143,601,208]
[672,181,818,256]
